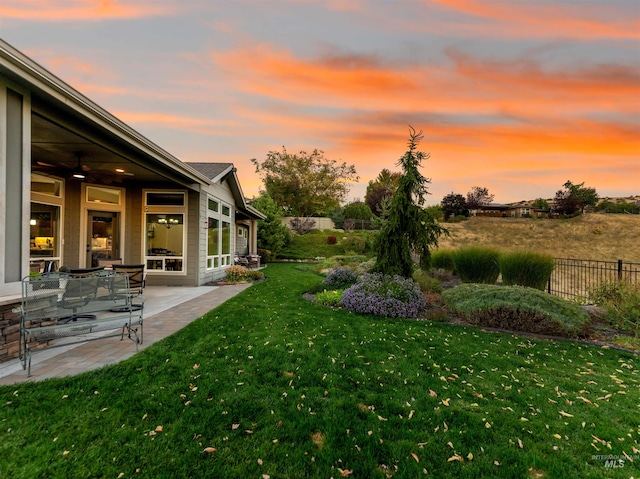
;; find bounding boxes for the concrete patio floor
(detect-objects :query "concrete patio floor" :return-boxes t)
[0,283,252,385]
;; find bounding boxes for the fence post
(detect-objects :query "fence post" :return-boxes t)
[618,259,623,281]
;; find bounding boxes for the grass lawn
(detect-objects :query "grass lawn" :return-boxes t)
[1,263,638,478]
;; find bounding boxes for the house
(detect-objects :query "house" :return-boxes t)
[470,204,549,218]
[0,39,264,341]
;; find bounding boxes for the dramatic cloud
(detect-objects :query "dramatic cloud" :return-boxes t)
[0,0,176,21]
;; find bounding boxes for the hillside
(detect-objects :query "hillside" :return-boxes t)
[436,214,640,263]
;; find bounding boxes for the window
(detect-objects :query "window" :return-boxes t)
[31,174,61,197]
[206,197,233,270]
[86,186,121,205]
[144,191,186,273]
[207,218,219,269]
[30,203,60,260]
[147,192,185,206]
[30,174,63,270]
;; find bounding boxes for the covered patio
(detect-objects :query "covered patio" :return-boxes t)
[0,283,252,385]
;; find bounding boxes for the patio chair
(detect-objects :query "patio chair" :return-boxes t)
[69,266,105,278]
[59,275,100,323]
[110,264,145,311]
[98,258,122,268]
[248,254,261,269]
[234,254,249,267]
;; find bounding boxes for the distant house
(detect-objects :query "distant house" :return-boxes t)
[470,204,549,218]
[0,39,265,304]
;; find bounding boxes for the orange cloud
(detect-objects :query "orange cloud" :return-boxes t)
[0,0,175,21]
[209,43,637,120]
[429,0,640,40]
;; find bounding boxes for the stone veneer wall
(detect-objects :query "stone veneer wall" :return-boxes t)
[0,302,51,363]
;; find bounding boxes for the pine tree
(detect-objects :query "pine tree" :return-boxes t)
[372,127,446,277]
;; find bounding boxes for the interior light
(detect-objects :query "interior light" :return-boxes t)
[115,168,125,173]
[72,171,86,179]
[30,219,37,226]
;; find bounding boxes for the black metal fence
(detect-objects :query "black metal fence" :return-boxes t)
[548,258,640,301]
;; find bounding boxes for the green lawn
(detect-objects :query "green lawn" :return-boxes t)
[1,263,638,478]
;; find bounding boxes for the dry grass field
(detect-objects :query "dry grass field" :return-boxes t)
[436,213,640,264]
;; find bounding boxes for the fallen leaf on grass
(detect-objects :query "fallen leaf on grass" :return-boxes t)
[155,425,163,432]
[411,453,419,462]
[447,454,463,462]
[203,447,216,453]
[338,468,353,476]
[232,424,240,430]
[559,411,574,418]
[429,390,437,397]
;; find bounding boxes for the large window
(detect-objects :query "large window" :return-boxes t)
[30,174,63,270]
[206,197,233,270]
[30,204,60,259]
[144,192,186,273]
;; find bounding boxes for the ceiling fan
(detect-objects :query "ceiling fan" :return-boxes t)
[34,151,124,185]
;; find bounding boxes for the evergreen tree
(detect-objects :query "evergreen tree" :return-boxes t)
[372,127,446,278]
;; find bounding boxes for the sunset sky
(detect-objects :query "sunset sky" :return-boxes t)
[1,0,638,205]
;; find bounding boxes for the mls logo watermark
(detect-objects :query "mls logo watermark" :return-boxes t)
[593,454,638,469]
[604,458,625,469]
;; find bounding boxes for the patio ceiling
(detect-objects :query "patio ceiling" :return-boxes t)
[31,112,192,187]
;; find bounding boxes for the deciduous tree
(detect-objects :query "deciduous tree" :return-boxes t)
[251,148,358,217]
[365,169,402,216]
[372,127,446,278]
[441,192,468,219]
[465,186,494,210]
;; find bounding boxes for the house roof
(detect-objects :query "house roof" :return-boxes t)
[189,162,265,221]
[187,162,234,182]
[0,39,213,189]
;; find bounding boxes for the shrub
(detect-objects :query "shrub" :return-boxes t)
[355,258,376,275]
[315,289,344,306]
[443,284,590,337]
[499,251,555,290]
[225,265,249,283]
[340,273,426,319]
[247,270,265,281]
[323,267,359,290]
[589,281,640,335]
[342,235,366,254]
[453,247,501,284]
[431,249,456,271]
[327,235,337,245]
[225,266,264,283]
[258,248,274,263]
[413,270,443,294]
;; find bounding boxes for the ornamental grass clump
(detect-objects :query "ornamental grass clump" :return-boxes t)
[340,273,426,318]
[430,249,456,272]
[589,280,640,335]
[323,266,359,290]
[224,266,264,283]
[499,250,555,290]
[453,246,501,284]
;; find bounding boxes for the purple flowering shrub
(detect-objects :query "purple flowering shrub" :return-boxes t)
[340,273,426,318]
[323,267,359,290]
